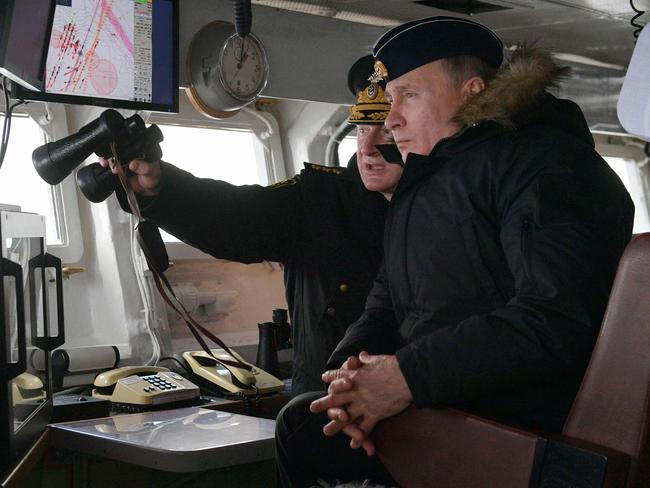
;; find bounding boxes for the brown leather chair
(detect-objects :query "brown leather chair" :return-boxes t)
[373,233,650,488]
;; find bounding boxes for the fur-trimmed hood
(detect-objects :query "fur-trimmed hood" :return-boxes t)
[455,44,569,128]
[453,44,595,146]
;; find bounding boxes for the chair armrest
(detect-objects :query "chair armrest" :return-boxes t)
[373,407,631,488]
[373,406,543,488]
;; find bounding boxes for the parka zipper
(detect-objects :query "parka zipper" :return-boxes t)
[470,220,508,303]
[521,216,532,282]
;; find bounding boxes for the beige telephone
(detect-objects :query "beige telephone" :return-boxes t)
[183,349,284,396]
[11,372,46,406]
[92,366,200,407]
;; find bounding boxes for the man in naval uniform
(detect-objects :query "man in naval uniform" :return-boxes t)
[103,56,404,396]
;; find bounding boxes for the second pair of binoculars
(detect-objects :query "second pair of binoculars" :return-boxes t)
[32,108,163,202]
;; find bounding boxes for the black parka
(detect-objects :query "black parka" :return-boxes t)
[120,160,387,395]
[328,48,635,432]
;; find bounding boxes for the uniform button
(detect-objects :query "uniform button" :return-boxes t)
[326,307,336,317]
[339,283,349,293]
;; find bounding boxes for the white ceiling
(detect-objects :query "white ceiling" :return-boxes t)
[249,0,648,131]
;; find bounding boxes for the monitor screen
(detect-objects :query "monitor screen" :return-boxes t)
[0,0,56,91]
[12,0,178,113]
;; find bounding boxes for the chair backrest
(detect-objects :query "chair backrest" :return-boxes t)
[563,233,650,488]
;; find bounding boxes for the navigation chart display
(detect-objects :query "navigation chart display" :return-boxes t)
[47,0,149,101]
[13,0,178,113]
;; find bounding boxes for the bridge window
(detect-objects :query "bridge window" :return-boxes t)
[605,156,650,233]
[0,106,84,263]
[154,125,260,244]
[337,134,356,167]
[157,125,260,185]
[147,95,286,259]
[0,114,58,244]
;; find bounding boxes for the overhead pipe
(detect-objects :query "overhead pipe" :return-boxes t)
[233,0,252,37]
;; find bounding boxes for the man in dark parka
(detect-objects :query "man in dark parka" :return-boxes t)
[276,17,634,487]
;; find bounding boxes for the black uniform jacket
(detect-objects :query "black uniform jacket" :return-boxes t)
[118,159,387,395]
[328,47,635,432]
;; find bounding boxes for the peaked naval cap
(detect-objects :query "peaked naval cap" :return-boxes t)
[347,55,391,125]
[372,16,504,82]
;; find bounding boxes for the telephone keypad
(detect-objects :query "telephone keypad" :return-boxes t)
[142,374,179,393]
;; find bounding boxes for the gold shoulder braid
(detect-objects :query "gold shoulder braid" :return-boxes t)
[266,177,298,190]
[304,162,344,175]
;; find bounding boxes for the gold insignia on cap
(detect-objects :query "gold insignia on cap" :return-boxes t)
[356,84,388,105]
[348,82,391,125]
[366,83,378,100]
[369,60,388,83]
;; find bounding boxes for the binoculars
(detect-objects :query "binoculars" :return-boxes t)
[32,109,163,202]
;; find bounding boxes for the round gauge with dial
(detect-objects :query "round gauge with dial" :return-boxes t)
[186,21,270,118]
[219,33,269,102]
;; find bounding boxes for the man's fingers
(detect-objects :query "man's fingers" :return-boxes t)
[129,159,155,175]
[125,159,162,195]
[323,355,364,383]
[361,439,376,457]
[321,369,335,383]
[341,356,363,370]
[357,416,378,436]
[348,416,377,456]
[321,368,341,383]
[326,407,349,424]
[350,436,375,455]
[103,157,124,176]
[310,392,351,413]
[323,418,347,436]
[343,423,374,453]
[358,351,373,365]
[342,423,367,446]
[322,368,354,384]
[327,378,353,394]
[322,420,340,436]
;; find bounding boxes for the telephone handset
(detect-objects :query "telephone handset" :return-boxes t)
[11,372,46,406]
[183,349,284,396]
[92,366,200,407]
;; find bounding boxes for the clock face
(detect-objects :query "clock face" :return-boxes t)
[219,33,269,102]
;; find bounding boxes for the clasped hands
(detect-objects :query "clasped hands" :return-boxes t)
[309,351,412,456]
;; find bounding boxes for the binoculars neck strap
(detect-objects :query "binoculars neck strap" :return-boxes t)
[110,148,255,383]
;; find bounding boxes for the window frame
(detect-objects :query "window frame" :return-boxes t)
[602,155,650,234]
[595,134,650,234]
[146,92,286,260]
[5,103,84,263]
